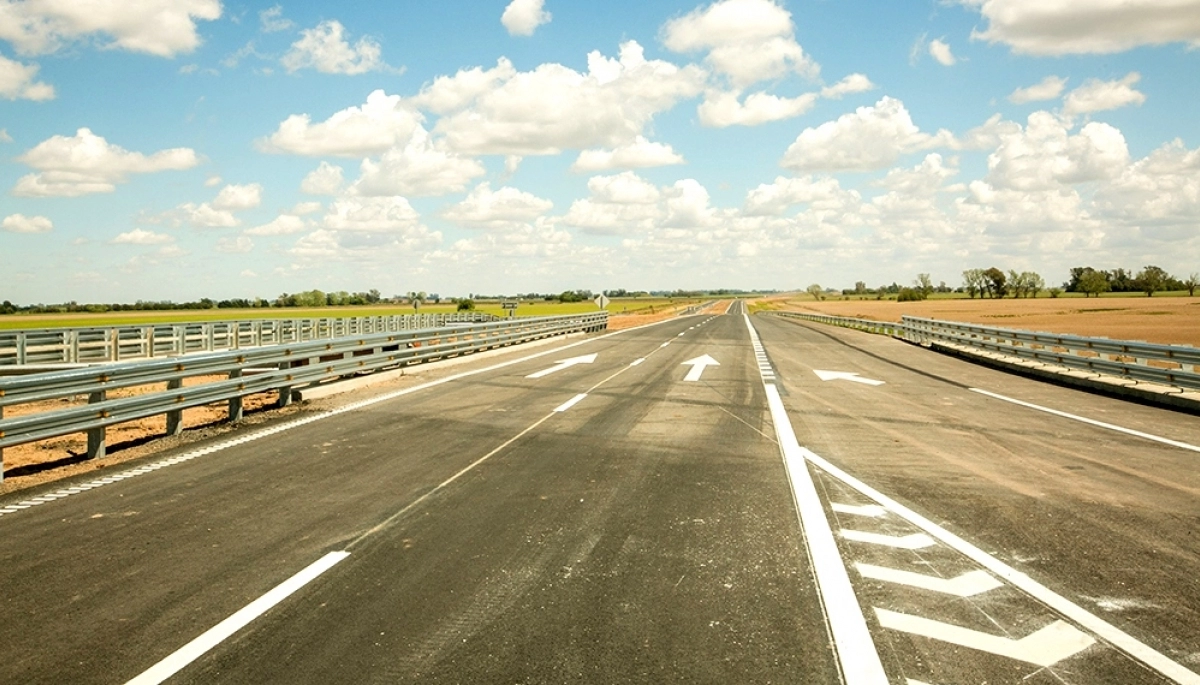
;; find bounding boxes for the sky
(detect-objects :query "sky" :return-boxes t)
[1,0,1199,303]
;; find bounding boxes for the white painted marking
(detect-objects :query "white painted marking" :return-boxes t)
[797,446,1200,684]
[832,502,887,518]
[971,388,1200,454]
[746,315,887,684]
[856,563,1002,597]
[876,609,1095,667]
[842,530,936,549]
[814,370,885,386]
[681,354,720,382]
[554,393,588,413]
[525,353,598,379]
[126,551,350,685]
[660,342,670,348]
[677,332,686,337]
[630,358,645,366]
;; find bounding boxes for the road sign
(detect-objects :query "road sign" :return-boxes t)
[594,294,610,309]
[501,300,519,310]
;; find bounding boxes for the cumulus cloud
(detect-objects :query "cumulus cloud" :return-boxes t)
[743,176,860,216]
[177,202,238,228]
[699,89,817,127]
[661,0,817,88]
[323,195,423,233]
[0,54,54,100]
[215,236,253,253]
[112,228,173,245]
[986,111,1130,191]
[780,97,952,172]
[281,20,387,75]
[928,39,957,66]
[1008,75,1067,104]
[244,214,307,236]
[2,213,52,233]
[820,73,875,99]
[442,183,553,226]
[259,5,294,33]
[259,90,422,157]
[1062,72,1146,116]
[300,162,345,195]
[571,136,685,172]
[431,41,706,155]
[411,58,519,114]
[351,126,485,197]
[211,183,263,211]
[1094,139,1200,224]
[561,171,665,234]
[501,0,551,37]
[13,128,199,197]
[964,0,1200,55]
[0,0,221,57]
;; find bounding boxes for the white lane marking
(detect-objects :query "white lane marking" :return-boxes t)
[797,446,1200,684]
[660,342,670,348]
[832,502,887,518]
[524,353,598,379]
[681,354,720,382]
[746,316,887,684]
[677,332,686,337]
[554,393,588,413]
[876,609,1095,667]
[814,370,885,386]
[842,530,935,549]
[630,358,645,366]
[971,388,1200,454]
[856,563,1002,597]
[126,551,350,685]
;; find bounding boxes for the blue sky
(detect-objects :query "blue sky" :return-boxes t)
[2,0,1199,303]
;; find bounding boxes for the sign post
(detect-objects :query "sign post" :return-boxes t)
[502,299,519,317]
[594,294,610,310]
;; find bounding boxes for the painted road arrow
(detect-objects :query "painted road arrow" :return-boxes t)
[814,369,885,386]
[856,563,1003,597]
[525,354,598,379]
[876,609,1095,667]
[681,355,720,382]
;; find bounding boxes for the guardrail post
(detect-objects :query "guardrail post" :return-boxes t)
[228,369,244,422]
[277,361,293,408]
[0,405,5,483]
[87,390,106,459]
[165,378,184,435]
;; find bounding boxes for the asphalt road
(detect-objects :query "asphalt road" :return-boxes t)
[1,304,1197,684]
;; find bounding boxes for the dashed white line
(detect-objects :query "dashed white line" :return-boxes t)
[554,393,588,413]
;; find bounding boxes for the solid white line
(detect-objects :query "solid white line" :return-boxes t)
[797,445,1200,684]
[746,316,887,685]
[971,388,1200,454]
[630,358,645,366]
[126,551,350,685]
[554,393,588,412]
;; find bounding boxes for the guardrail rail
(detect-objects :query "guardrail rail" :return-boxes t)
[0,312,607,481]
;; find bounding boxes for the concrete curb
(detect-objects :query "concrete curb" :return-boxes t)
[928,340,1200,414]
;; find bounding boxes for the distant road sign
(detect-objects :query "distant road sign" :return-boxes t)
[594,294,610,309]
[501,300,519,310]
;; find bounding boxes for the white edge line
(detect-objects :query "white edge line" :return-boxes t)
[796,444,1200,685]
[971,388,1200,454]
[746,315,887,685]
[125,551,350,685]
[554,393,588,413]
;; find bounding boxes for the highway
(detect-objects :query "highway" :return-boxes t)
[1,303,1198,684]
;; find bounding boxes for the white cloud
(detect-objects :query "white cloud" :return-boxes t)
[743,176,860,216]
[432,41,705,156]
[501,0,551,37]
[204,174,222,187]
[212,183,263,211]
[177,203,238,228]
[13,128,199,197]
[410,58,518,115]
[323,195,423,233]
[964,0,1200,55]
[2,213,52,233]
[571,136,685,172]
[0,128,11,142]
[699,89,817,127]
[661,0,817,88]
[781,97,952,172]
[351,126,485,197]
[291,201,323,215]
[0,0,221,57]
[259,5,294,33]
[986,111,1130,191]
[281,20,387,75]
[442,183,553,226]
[215,236,254,253]
[300,162,345,195]
[929,39,957,66]
[820,73,875,99]
[112,228,173,245]
[259,90,422,157]
[585,171,662,205]
[1062,72,1146,116]
[244,214,307,236]
[1094,139,1200,225]
[0,54,54,100]
[561,171,665,234]
[1008,75,1067,104]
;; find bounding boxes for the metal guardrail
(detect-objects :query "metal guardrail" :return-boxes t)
[0,312,500,367]
[771,311,1200,391]
[0,312,607,480]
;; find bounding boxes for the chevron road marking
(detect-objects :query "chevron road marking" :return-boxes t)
[842,530,936,549]
[856,564,1002,597]
[832,502,888,518]
[876,609,1096,667]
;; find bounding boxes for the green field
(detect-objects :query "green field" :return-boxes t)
[0,297,712,330]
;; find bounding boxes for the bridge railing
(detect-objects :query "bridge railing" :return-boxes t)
[0,312,607,480]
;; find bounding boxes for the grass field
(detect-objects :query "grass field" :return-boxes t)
[0,297,712,330]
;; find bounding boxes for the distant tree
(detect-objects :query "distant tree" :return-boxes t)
[982,267,1007,299]
[962,269,985,299]
[897,287,925,302]
[1048,287,1063,299]
[1135,265,1170,297]
[854,281,867,295]
[455,298,475,311]
[806,283,824,301]
[915,273,934,299]
[1078,270,1110,298]
[1185,273,1199,297]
